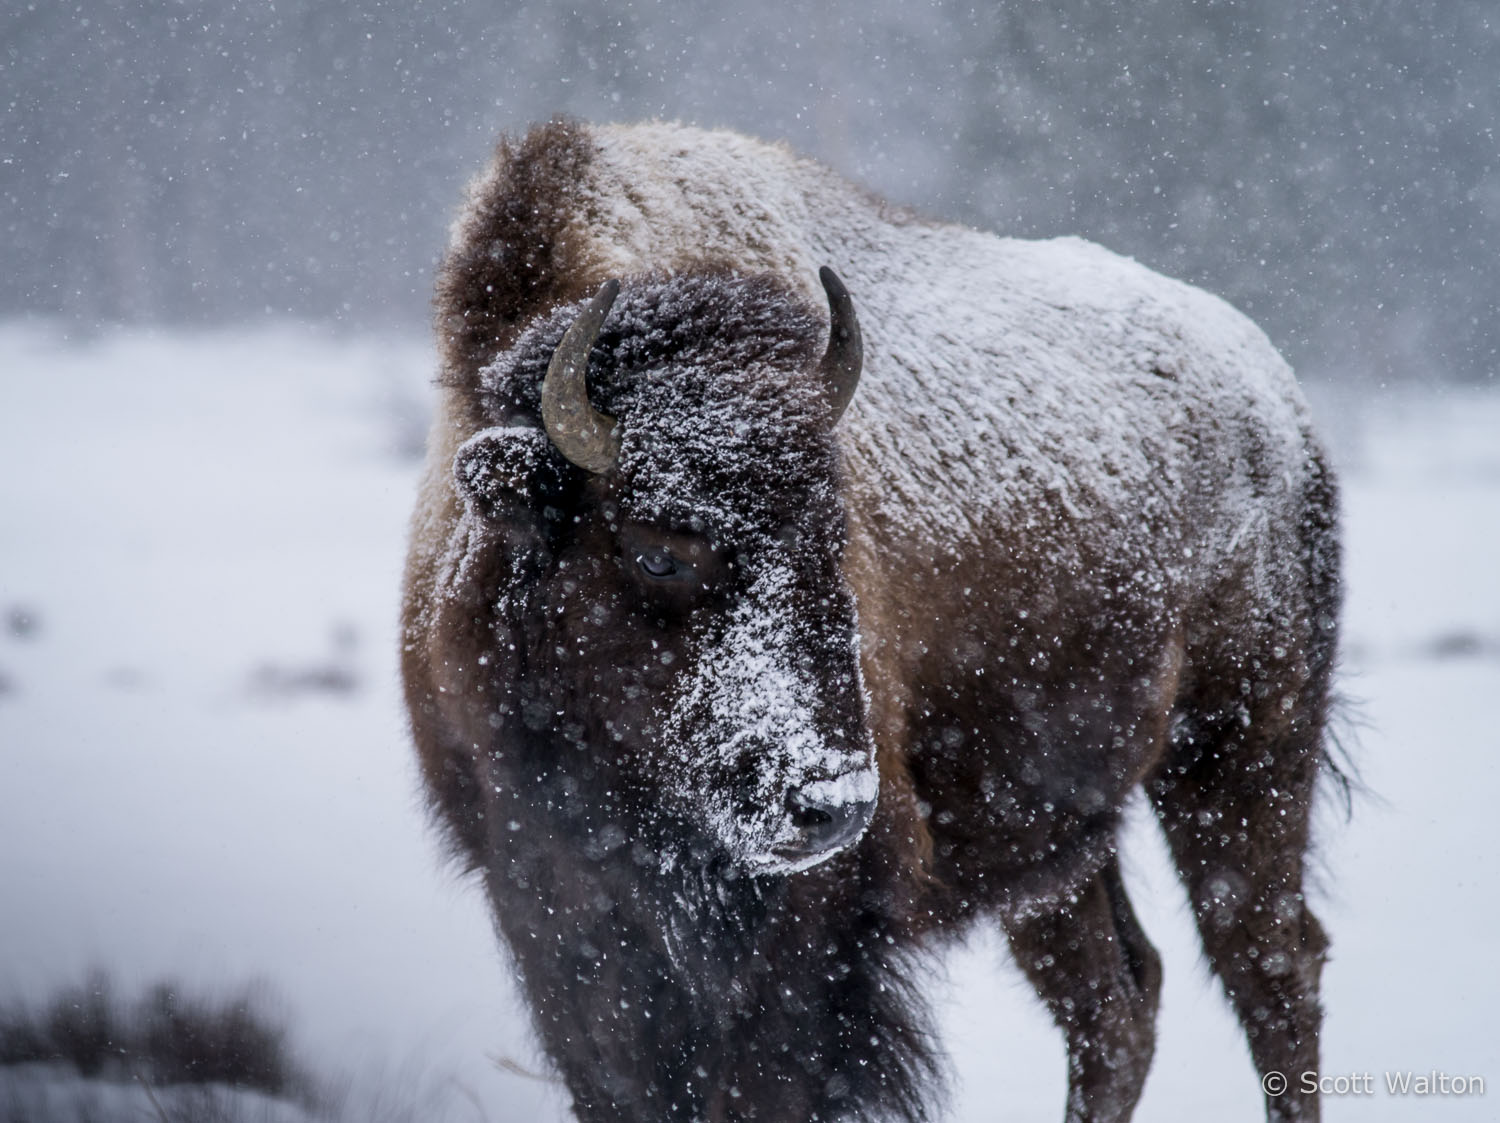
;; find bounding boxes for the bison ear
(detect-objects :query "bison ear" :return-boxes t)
[453,426,563,519]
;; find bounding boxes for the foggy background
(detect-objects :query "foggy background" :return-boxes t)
[5,0,1496,385]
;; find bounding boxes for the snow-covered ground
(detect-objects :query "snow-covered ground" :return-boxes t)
[1,324,1495,1120]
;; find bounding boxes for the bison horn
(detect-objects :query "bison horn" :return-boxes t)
[541,279,622,474]
[818,266,863,423]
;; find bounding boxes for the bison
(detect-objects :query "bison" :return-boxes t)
[401,120,1341,1123]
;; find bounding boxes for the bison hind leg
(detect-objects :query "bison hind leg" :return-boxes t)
[1147,706,1329,1122]
[1002,856,1163,1123]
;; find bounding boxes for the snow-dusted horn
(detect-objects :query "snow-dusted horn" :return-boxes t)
[541,279,621,475]
[818,266,863,424]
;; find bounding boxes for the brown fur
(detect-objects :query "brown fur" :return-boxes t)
[435,120,598,409]
[404,121,1342,1123]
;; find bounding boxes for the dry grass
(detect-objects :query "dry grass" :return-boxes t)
[0,971,318,1118]
[0,972,502,1123]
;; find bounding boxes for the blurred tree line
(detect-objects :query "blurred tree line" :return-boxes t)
[3,0,1494,382]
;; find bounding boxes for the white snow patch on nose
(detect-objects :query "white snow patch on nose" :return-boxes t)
[659,562,874,870]
[798,767,879,810]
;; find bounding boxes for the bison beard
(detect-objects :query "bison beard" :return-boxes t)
[404,121,1341,1123]
[484,802,936,1122]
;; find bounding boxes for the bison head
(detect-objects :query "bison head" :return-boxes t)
[449,269,875,876]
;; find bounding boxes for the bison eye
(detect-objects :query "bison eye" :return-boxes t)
[636,550,679,579]
[617,521,724,605]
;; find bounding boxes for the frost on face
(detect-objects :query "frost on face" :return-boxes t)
[657,561,876,875]
[461,270,881,876]
[593,277,878,874]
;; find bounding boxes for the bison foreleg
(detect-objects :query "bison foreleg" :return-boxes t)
[1003,857,1162,1123]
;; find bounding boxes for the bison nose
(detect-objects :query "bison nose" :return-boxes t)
[782,784,876,860]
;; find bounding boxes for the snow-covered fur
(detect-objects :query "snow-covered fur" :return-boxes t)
[403,120,1340,1123]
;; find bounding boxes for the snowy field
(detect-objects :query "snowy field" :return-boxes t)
[1,322,1495,1120]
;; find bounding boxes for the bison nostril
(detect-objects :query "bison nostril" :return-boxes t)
[783,786,875,858]
[786,794,836,830]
